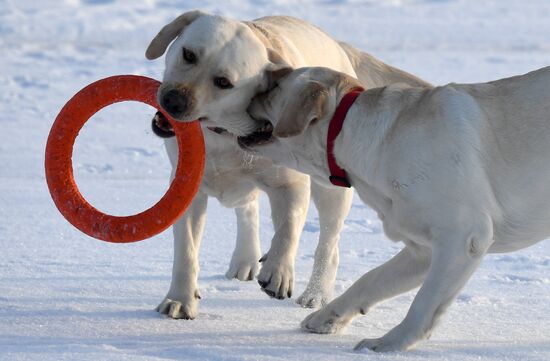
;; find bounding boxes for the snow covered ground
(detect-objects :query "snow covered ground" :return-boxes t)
[1,0,549,359]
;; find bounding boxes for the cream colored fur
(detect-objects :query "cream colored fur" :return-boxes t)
[245,66,550,351]
[146,10,429,319]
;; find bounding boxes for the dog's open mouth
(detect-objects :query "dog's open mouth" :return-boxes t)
[237,120,274,149]
[151,110,267,145]
[151,112,220,138]
[151,111,176,138]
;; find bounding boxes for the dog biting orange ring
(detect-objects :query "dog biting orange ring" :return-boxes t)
[45,75,205,243]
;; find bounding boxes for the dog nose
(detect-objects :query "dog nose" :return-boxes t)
[161,89,188,117]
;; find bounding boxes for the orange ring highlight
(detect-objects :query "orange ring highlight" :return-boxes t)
[45,75,205,243]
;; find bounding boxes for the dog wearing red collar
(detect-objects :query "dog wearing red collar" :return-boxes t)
[243,65,550,351]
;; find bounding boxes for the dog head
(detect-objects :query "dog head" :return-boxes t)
[146,11,292,136]
[239,67,362,180]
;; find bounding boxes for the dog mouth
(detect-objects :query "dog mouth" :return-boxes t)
[151,112,271,146]
[151,112,215,138]
[237,120,274,149]
[151,111,176,138]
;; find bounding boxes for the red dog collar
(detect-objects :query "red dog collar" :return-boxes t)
[327,87,364,188]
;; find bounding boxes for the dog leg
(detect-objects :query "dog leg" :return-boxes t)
[257,178,310,300]
[297,183,353,308]
[301,243,431,334]
[156,190,208,319]
[225,197,262,281]
[156,138,207,319]
[355,229,493,352]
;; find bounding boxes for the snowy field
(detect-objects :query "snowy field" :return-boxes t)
[1,0,549,360]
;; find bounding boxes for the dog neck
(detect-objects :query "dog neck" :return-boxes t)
[327,87,364,187]
[331,85,406,187]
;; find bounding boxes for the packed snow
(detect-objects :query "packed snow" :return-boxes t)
[1,0,549,360]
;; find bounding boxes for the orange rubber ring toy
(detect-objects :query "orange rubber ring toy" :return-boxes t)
[45,75,205,243]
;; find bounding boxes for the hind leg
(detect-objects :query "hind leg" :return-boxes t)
[297,182,353,308]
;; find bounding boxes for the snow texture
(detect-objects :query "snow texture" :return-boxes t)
[1,0,549,359]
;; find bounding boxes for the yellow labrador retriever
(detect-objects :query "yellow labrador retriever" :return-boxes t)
[146,10,429,320]
[243,66,550,351]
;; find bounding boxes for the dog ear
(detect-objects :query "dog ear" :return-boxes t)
[264,48,294,88]
[146,10,205,60]
[273,81,328,138]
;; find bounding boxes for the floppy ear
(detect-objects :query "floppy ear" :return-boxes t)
[264,48,294,88]
[273,81,328,138]
[145,10,205,60]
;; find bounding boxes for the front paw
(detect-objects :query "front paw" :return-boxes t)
[300,307,349,334]
[225,254,260,281]
[296,287,330,309]
[354,336,409,353]
[256,253,294,300]
[156,289,201,320]
[354,325,419,353]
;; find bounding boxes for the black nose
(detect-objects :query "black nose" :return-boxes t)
[161,89,188,117]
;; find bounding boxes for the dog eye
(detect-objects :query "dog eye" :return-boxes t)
[182,47,197,64]
[214,77,233,89]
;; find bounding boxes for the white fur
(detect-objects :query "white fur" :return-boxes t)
[148,11,429,318]
[245,66,550,351]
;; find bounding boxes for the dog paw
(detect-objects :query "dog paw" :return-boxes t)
[300,307,349,334]
[155,290,201,320]
[354,337,408,353]
[355,322,423,352]
[225,256,260,281]
[256,253,294,300]
[296,288,330,308]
